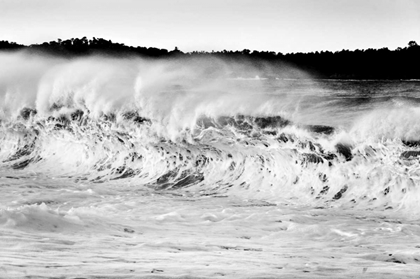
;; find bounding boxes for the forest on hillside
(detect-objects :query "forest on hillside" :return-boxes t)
[1,37,419,79]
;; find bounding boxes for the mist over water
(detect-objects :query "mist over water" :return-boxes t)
[0,52,307,125]
[1,51,420,278]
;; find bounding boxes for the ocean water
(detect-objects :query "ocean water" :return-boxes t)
[1,52,420,278]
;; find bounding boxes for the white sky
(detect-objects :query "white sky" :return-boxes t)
[0,0,419,53]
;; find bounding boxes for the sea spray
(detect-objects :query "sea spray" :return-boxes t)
[1,52,420,212]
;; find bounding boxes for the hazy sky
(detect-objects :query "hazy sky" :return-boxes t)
[0,0,419,53]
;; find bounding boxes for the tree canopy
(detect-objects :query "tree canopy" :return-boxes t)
[0,38,419,79]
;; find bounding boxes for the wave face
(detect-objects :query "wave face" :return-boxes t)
[1,52,420,212]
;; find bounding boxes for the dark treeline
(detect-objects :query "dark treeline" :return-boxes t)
[0,37,177,58]
[0,37,419,79]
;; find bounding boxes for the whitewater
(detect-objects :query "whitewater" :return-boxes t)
[1,51,420,278]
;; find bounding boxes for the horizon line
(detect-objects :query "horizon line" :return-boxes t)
[1,37,418,56]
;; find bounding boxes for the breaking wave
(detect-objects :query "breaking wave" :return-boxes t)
[1,52,420,213]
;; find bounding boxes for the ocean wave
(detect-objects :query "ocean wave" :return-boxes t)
[1,109,419,212]
[1,53,420,212]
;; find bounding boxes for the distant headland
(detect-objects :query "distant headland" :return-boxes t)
[1,37,419,79]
